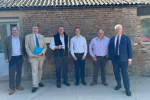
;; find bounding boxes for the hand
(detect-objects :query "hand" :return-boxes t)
[37,53,42,56]
[109,60,112,64]
[58,45,62,49]
[93,56,97,61]
[74,56,77,60]
[33,55,39,58]
[5,59,9,63]
[82,56,86,60]
[106,55,108,58]
[128,60,132,65]
[68,54,70,58]
[24,58,26,61]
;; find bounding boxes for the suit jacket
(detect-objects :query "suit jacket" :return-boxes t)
[108,34,132,62]
[4,36,26,62]
[25,33,47,62]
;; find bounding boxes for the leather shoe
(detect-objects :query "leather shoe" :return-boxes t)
[57,82,61,88]
[126,90,131,96]
[9,89,15,95]
[82,81,87,86]
[31,87,38,93]
[102,82,108,86]
[39,82,44,87]
[16,86,24,90]
[90,82,97,86]
[75,82,79,86]
[115,85,122,90]
[63,80,70,86]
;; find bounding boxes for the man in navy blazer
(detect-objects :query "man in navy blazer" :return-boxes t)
[108,24,132,96]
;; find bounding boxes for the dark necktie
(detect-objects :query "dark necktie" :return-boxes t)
[115,36,119,56]
[35,35,39,47]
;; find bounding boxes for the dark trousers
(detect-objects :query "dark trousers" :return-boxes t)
[54,55,68,83]
[9,55,23,89]
[112,56,130,90]
[93,56,107,82]
[74,53,85,82]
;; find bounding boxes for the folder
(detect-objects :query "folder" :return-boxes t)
[33,47,43,55]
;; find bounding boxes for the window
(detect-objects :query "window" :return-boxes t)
[141,16,150,44]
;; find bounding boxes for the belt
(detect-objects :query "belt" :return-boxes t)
[74,53,84,55]
[96,55,107,57]
[12,55,22,57]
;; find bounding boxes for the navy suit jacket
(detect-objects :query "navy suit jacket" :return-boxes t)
[108,34,132,62]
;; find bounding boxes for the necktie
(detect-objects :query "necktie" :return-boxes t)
[115,36,119,56]
[35,35,39,47]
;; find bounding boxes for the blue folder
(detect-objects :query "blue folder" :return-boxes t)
[33,47,43,55]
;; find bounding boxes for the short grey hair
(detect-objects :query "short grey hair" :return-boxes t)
[98,29,104,32]
[114,24,122,29]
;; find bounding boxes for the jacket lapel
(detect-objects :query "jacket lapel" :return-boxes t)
[112,36,115,49]
[9,36,12,51]
[119,34,124,48]
[31,34,36,48]
[19,36,22,50]
[38,34,42,48]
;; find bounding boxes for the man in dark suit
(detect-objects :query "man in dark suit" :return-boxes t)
[4,26,26,95]
[108,24,132,96]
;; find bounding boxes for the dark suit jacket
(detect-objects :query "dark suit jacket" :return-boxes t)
[4,36,26,62]
[108,34,132,62]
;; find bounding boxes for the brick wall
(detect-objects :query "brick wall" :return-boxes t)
[21,7,146,80]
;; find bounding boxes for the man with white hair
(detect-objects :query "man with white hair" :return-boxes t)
[108,24,132,96]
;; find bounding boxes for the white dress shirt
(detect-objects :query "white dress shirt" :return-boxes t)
[89,36,110,57]
[49,34,69,50]
[70,35,87,57]
[115,34,132,61]
[32,33,40,47]
[12,35,22,56]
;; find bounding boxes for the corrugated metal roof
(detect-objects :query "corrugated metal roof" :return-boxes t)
[0,0,149,8]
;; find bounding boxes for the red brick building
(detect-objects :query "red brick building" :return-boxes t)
[0,0,150,80]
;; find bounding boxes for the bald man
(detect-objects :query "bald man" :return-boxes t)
[89,29,110,86]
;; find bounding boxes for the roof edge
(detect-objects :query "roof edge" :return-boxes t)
[0,4,146,11]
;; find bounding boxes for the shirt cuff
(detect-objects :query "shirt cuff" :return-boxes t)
[51,46,56,50]
[92,55,95,58]
[128,59,132,61]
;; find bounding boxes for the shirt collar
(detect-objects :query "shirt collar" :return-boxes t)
[75,35,81,38]
[116,34,122,38]
[60,34,64,38]
[96,36,105,40]
[32,33,39,36]
[12,35,19,39]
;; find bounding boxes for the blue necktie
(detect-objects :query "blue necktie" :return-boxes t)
[115,36,119,56]
[35,35,39,47]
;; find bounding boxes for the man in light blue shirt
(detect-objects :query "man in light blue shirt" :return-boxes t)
[4,26,26,95]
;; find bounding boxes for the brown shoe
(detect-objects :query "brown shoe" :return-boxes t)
[9,89,15,95]
[90,82,97,86]
[16,86,24,90]
[102,82,108,86]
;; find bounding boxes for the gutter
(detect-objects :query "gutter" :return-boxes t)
[0,4,144,11]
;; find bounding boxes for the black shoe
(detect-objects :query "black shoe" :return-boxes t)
[75,82,79,86]
[39,82,44,87]
[63,80,70,86]
[82,81,87,86]
[126,90,131,96]
[31,87,38,93]
[57,82,61,88]
[115,85,122,90]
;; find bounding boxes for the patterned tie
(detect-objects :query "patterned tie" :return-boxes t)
[115,36,119,56]
[35,35,39,47]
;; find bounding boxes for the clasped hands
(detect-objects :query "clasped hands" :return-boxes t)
[33,53,42,58]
